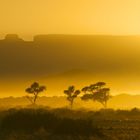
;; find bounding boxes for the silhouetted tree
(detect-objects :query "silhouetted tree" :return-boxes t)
[81,86,90,94]
[81,82,111,108]
[64,86,80,109]
[25,82,46,105]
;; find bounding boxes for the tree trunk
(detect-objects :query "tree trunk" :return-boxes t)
[33,93,38,105]
[70,99,74,109]
[104,101,107,109]
[101,102,107,109]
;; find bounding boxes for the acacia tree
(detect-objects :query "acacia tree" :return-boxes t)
[81,82,111,108]
[25,82,46,105]
[64,86,80,109]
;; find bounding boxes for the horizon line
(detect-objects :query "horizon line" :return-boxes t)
[0,93,139,99]
[2,33,140,41]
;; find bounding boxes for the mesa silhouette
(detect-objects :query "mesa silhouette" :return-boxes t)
[0,34,140,77]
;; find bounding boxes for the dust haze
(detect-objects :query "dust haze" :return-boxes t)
[0,34,140,97]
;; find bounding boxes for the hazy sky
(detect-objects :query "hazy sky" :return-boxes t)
[0,35,140,96]
[1,0,140,97]
[0,0,140,40]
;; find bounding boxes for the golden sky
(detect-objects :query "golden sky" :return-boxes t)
[0,0,140,40]
[0,0,140,97]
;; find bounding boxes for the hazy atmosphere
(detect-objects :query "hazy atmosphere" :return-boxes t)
[0,35,140,97]
[1,1,140,140]
[0,0,140,97]
[0,0,140,40]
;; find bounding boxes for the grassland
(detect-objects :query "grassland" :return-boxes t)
[0,107,140,140]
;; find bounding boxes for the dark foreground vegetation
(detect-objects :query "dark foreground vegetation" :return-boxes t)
[0,108,140,140]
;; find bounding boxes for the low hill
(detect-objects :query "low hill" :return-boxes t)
[0,35,140,96]
[0,94,140,110]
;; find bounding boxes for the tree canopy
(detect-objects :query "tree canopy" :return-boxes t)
[64,86,80,108]
[25,82,46,105]
[81,82,111,108]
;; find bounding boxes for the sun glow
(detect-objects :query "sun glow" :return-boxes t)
[0,0,140,40]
